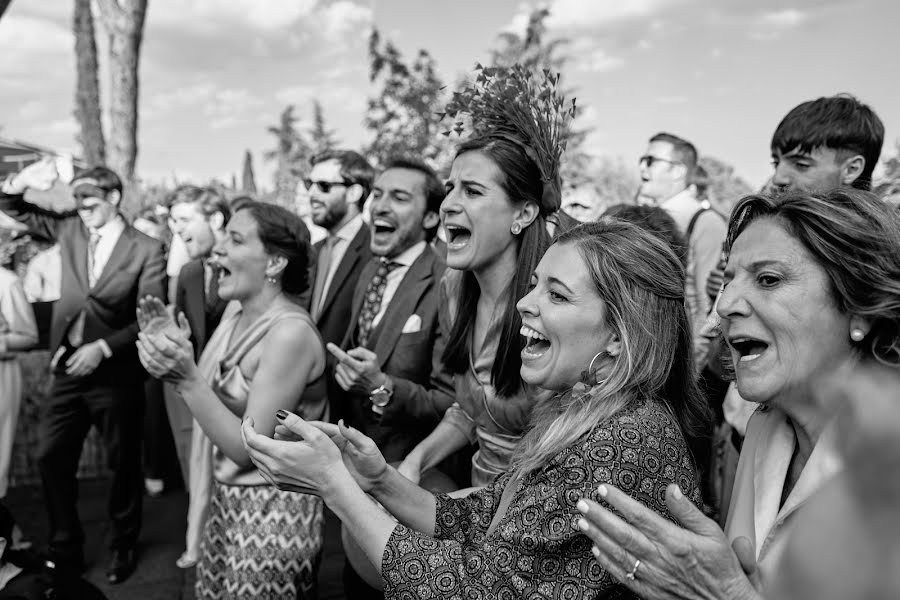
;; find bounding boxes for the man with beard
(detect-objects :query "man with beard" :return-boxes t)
[306,150,375,422]
[326,157,456,600]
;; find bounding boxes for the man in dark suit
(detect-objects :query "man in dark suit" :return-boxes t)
[0,160,165,584]
[305,150,375,422]
[165,185,231,483]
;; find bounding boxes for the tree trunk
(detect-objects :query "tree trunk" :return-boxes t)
[95,0,147,185]
[73,0,106,166]
[0,0,13,22]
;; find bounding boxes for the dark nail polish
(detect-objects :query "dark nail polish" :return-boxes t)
[275,409,288,420]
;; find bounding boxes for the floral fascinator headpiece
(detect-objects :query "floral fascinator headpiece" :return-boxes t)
[441,64,577,214]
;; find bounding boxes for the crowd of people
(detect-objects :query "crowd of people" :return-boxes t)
[0,63,898,600]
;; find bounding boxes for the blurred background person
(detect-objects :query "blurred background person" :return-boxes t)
[0,243,38,499]
[561,182,608,223]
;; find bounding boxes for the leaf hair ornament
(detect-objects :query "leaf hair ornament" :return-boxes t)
[440,63,577,214]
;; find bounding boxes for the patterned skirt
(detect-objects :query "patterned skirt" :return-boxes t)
[196,481,325,599]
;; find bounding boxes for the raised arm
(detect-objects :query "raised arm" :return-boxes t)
[0,158,67,241]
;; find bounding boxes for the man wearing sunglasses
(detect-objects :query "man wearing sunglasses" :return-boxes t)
[637,132,726,371]
[306,150,375,422]
[0,159,165,584]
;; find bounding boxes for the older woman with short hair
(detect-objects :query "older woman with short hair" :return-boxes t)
[576,187,900,599]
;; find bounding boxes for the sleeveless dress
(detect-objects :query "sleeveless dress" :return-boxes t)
[194,302,327,599]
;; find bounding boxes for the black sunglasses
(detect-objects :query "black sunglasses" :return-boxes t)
[304,178,350,194]
[638,155,681,168]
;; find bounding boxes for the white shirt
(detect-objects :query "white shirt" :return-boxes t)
[320,214,364,307]
[90,216,126,284]
[725,407,842,589]
[372,240,427,328]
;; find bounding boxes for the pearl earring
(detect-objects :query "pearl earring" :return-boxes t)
[510,222,522,235]
[266,276,277,285]
[851,329,865,342]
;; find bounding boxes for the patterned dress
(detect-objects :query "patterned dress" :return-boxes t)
[382,396,701,599]
[194,302,327,599]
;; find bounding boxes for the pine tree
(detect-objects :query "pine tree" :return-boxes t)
[365,30,453,169]
[265,106,312,208]
[310,101,338,154]
[241,150,257,194]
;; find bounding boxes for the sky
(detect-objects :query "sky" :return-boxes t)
[1,0,898,190]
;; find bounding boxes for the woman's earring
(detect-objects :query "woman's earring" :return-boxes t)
[510,222,522,235]
[579,351,608,386]
[851,329,865,342]
[266,275,278,285]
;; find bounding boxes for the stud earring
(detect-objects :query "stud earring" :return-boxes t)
[266,275,278,285]
[510,222,522,235]
[850,329,865,342]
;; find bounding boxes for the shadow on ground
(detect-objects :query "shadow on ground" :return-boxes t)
[6,480,347,599]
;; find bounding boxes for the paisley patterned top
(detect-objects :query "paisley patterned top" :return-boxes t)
[381,396,701,599]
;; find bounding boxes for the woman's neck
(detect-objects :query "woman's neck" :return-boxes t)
[239,285,282,322]
[473,244,518,308]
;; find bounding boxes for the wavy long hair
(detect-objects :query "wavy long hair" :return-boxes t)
[511,220,712,479]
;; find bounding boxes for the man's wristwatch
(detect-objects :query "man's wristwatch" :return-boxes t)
[369,379,393,415]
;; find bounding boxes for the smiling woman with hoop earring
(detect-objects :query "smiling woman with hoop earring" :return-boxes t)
[241,219,711,598]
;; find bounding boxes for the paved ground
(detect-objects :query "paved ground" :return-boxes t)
[6,480,347,599]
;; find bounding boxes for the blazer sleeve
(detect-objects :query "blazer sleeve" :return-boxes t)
[379,270,456,428]
[102,238,166,356]
[0,192,67,241]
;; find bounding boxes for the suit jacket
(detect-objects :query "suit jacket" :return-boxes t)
[339,245,455,462]
[174,258,228,357]
[0,192,165,378]
[309,225,372,347]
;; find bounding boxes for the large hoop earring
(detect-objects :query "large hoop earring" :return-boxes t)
[510,222,522,235]
[580,350,609,386]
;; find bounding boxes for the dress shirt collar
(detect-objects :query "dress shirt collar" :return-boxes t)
[384,240,427,268]
[332,213,364,243]
[90,214,125,240]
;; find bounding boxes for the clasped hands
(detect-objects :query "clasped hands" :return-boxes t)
[135,295,195,383]
[241,412,388,501]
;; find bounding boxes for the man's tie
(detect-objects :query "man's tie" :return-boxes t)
[68,231,100,347]
[310,236,335,321]
[356,258,398,348]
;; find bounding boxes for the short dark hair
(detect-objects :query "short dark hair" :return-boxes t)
[691,164,710,201]
[166,185,232,225]
[71,166,122,195]
[310,149,375,210]
[381,156,445,241]
[771,95,885,191]
[604,204,688,267]
[649,132,698,177]
[234,201,312,297]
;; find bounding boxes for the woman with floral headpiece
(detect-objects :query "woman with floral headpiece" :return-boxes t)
[243,217,710,598]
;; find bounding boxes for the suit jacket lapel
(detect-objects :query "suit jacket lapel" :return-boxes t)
[321,226,368,317]
[372,248,436,367]
[185,262,206,346]
[73,222,90,292]
[91,226,136,294]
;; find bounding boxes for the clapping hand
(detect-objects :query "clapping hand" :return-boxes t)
[245,412,388,495]
[137,295,190,341]
[136,298,195,383]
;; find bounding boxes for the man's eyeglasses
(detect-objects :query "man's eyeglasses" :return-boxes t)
[304,179,350,194]
[638,155,681,168]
